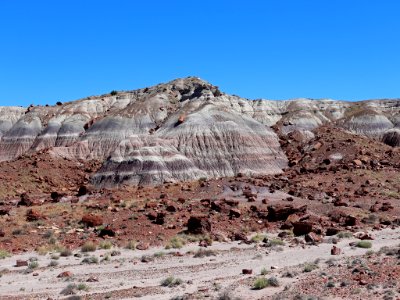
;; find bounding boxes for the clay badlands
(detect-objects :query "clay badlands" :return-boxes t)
[1,77,400,299]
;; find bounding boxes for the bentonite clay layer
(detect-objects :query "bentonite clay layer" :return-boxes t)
[1,77,400,187]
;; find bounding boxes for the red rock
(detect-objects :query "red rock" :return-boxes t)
[0,206,11,215]
[136,242,149,250]
[81,214,103,227]
[267,204,307,221]
[293,221,313,236]
[16,260,28,267]
[233,232,248,242]
[334,200,349,207]
[187,215,211,234]
[326,227,340,236]
[86,276,99,282]
[305,232,322,244]
[26,209,43,221]
[353,159,363,166]
[166,205,177,212]
[229,208,241,218]
[242,269,252,274]
[98,225,116,237]
[57,271,73,278]
[18,193,38,206]
[344,215,358,226]
[331,246,341,255]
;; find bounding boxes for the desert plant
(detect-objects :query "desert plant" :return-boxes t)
[125,240,136,250]
[194,248,217,258]
[337,231,353,239]
[253,277,268,290]
[165,236,186,249]
[0,250,11,259]
[303,263,319,272]
[81,256,98,264]
[60,283,77,295]
[77,283,89,291]
[81,242,97,252]
[28,261,39,269]
[99,241,113,250]
[153,251,165,258]
[48,260,59,267]
[110,90,118,96]
[161,276,183,287]
[59,248,72,257]
[251,233,266,243]
[356,241,372,249]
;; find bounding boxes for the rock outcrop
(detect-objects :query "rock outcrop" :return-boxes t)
[0,77,400,186]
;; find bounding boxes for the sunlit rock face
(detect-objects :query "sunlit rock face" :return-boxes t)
[0,77,399,186]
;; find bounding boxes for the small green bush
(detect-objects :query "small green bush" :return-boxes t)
[81,256,98,264]
[356,241,372,249]
[0,250,11,259]
[260,268,268,275]
[125,240,136,250]
[303,263,319,272]
[253,277,268,290]
[77,283,89,291]
[59,248,72,257]
[161,276,183,287]
[99,241,113,250]
[194,248,217,258]
[165,236,186,249]
[28,261,39,269]
[48,260,59,267]
[110,90,118,96]
[81,242,97,252]
[337,231,353,239]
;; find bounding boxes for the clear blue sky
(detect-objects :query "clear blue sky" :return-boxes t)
[1,0,399,106]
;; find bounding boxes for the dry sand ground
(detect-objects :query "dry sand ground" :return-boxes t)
[0,228,399,300]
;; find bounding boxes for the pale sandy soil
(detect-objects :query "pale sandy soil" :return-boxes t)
[0,228,399,300]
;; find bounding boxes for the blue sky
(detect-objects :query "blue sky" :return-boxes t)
[0,1,399,106]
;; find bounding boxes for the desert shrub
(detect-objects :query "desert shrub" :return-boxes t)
[110,90,118,96]
[161,276,183,287]
[194,248,216,258]
[356,241,372,249]
[48,260,59,267]
[251,233,266,243]
[28,261,39,269]
[60,248,73,257]
[268,238,285,246]
[303,263,319,272]
[81,256,98,264]
[125,240,136,250]
[81,242,96,252]
[0,250,11,259]
[99,241,113,250]
[337,231,353,239]
[165,236,186,249]
[253,277,268,289]
[60,283,77,295]
[77,283,89,291]
[153,251,165,258]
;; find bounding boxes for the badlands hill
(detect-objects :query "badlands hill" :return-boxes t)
[0,77,399,187]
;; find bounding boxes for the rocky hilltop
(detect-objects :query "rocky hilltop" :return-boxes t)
[0,77,399,187]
